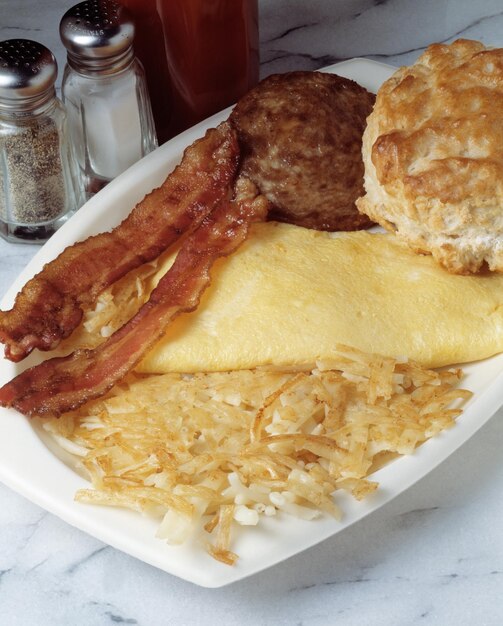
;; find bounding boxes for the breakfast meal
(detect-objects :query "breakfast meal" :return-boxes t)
[357,39,503,274]
[230,71,375,231]
[0,39,502,564]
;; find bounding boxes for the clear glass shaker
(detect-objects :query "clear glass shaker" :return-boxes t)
[0,39,82,243]
[59,0,158,198]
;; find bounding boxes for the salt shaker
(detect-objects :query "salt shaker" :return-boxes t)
[60,0,158,198]
[0,40,82,243]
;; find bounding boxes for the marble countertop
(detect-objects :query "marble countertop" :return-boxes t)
[1,1,503,624]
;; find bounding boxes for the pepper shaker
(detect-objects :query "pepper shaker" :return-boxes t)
[60,0,158,199]
[0,40,83,243]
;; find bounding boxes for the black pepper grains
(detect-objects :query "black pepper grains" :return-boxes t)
[0,118,66,224]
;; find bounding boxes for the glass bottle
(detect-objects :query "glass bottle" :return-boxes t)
[0,39,82,244]
[119,0,260,143]
[60,0,158,199]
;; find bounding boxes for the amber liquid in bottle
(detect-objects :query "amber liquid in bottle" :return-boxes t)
[120,0,259,143]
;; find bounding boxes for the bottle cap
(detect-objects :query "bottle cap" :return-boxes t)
[0,40,57,109]
[60,0,135,72]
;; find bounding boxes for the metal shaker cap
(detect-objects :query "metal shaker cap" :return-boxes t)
[60,0,135,69]
[0,40,57,107]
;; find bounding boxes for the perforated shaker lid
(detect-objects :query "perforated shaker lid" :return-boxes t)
[60,0,135,66]
[0,39,57,105]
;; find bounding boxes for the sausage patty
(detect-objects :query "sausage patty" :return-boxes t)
[230,71,375,231]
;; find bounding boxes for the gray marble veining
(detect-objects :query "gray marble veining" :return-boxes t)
[0,1,502,624]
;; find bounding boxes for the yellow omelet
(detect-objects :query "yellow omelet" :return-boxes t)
[136,222,503,373]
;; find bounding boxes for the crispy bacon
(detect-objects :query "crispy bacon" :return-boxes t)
[0,180,269,418]
[0,122,239,362]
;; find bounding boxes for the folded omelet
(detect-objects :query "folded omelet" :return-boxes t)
[137,222,503,373]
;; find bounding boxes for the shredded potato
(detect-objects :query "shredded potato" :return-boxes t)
[43,345,472,564]
[55,260,161,354]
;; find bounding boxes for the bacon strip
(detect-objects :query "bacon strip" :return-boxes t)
[0,122,239,362]
[0,181,268,418]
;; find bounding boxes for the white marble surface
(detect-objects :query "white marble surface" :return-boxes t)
[1,1,503,624]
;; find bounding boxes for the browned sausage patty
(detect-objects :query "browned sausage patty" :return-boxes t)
[230,71,375,231]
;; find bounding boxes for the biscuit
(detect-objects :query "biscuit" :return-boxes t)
[356,39,503,273]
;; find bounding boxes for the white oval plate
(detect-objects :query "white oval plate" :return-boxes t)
[1,59,502,588]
